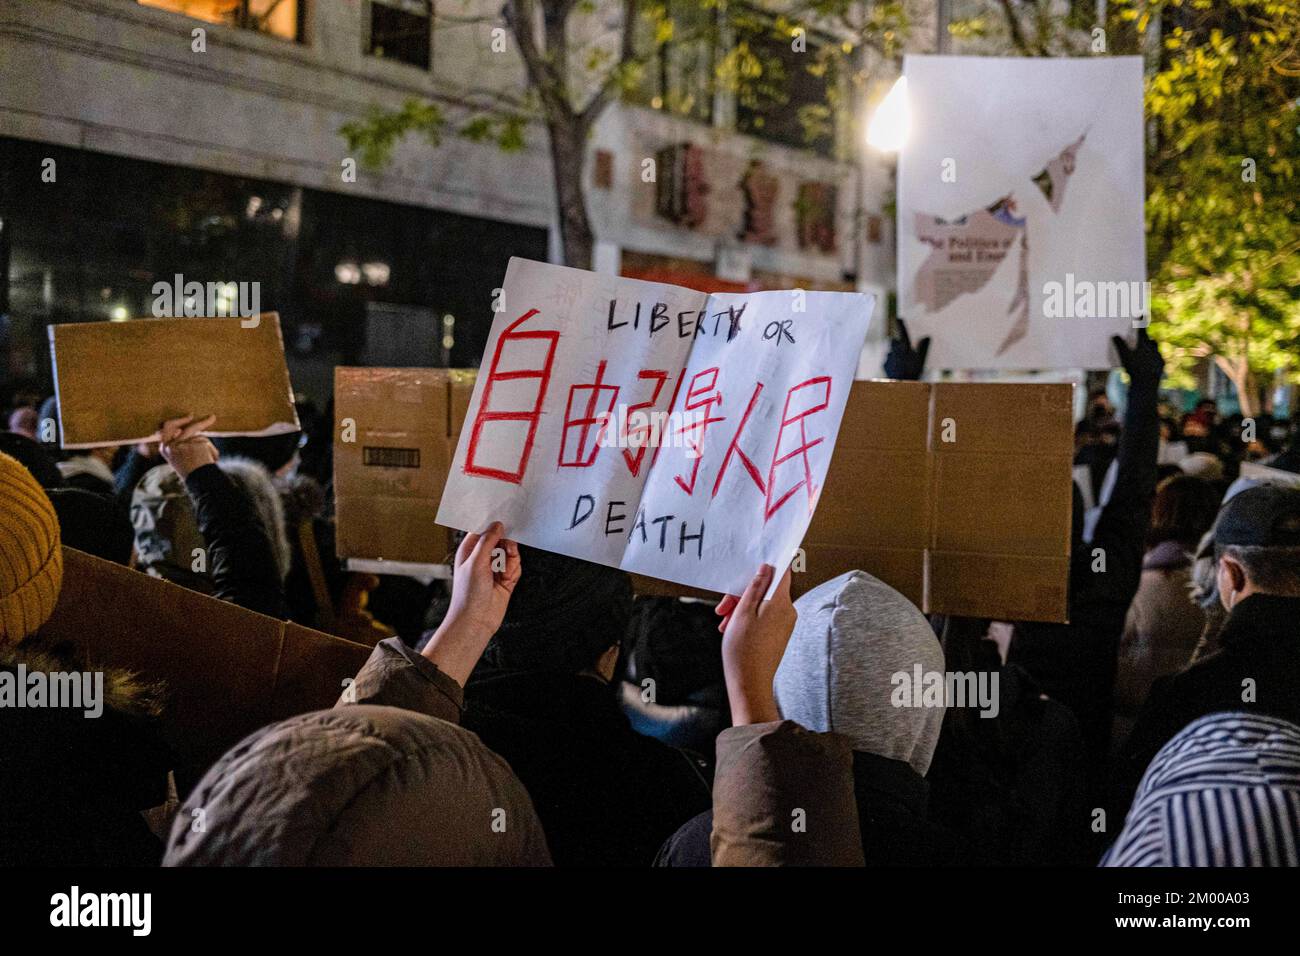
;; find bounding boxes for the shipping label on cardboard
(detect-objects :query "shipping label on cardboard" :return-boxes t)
[49,314,299,448]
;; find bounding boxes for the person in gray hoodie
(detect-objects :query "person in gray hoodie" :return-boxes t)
[657,570,956,865]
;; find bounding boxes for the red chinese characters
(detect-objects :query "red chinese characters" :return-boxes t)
[465,325,833,522]
[763,377,831,519]
[558,360,620,468]
[672,368,726,495]
[464,309,559,484]
[620,369,679,477]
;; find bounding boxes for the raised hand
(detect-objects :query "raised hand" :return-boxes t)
[884,318,931,382]
[158,414,219,479]
[1112,327,1164,389]
[420,521,521,686]
[718,564,797,725]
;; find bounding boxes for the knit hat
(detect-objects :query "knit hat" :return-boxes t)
[0,452,64,643]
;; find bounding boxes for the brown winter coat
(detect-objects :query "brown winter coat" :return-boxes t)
[1112,542,1206,746]
[710,720,864,866]
[163,638,551,866]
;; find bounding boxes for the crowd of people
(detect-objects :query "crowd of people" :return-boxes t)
[2,325,1300,867]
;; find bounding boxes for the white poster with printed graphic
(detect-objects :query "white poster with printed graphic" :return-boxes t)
[436,258,874,595]
[897,55,1146,370]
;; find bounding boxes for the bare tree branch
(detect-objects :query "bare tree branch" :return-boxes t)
[997,0,1035,55]
[579,0,640,128]
[506,0,572,122]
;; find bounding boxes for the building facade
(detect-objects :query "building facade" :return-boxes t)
[1,0,910,402]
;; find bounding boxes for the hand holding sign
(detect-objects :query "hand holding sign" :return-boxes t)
[720,564,796,725]
[158,414,219,478]
[420,521,521,686]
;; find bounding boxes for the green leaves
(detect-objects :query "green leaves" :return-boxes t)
[1144,0,1300,406]
[340,100,446,169]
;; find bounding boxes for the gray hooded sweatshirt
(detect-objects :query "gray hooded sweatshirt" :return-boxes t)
[774,570,945,775]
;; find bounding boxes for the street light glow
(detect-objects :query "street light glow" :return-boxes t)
[866,76,910,153]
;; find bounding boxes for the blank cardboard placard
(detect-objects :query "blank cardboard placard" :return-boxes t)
[39,548,372,778]
[49,314,299,448]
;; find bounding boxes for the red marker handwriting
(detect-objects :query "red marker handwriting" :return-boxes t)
[464,308,559,484]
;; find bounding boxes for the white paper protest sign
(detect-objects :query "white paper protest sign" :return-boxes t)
[897,55,1146,370]
[436,258,874,595]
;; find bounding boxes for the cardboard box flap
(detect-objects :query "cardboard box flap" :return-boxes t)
[799,380,1073,621]
[39,548,371,773]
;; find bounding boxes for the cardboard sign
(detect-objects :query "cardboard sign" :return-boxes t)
[897,55,1146,370]
[49,314,299,448]
[435,258,876,597]
[334,367,475,567]
[800,380,1073,621]
[336,370,1072,621]
[39,547,372,779]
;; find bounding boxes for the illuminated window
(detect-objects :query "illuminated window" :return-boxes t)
[137,1,303,42]
[367,0,432,70]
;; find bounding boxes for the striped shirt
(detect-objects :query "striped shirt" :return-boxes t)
[1103,712,1300,866]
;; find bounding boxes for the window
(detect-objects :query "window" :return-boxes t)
[367,0,432,70]
[732,10,835,157]
[138,1,303,41]
[631,0,717,124]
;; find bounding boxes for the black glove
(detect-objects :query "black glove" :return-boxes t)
[1111,327,1164,391]
[884,318,930,381]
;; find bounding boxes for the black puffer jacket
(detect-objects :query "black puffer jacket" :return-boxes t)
[463,667,712,867]
[184,463,289,619]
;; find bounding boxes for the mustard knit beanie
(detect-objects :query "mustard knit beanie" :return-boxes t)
[0,451,63,642]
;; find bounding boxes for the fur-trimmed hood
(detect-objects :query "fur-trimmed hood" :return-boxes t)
[218,457,292,582]
[1,637,164,718]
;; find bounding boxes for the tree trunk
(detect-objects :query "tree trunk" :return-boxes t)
[548,118,594,270]
[1215,354,1260,417]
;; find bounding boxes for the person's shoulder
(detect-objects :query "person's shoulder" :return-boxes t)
[1150,645,1241,710]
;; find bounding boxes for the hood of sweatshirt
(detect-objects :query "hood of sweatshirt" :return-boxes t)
[774,571,946,775]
